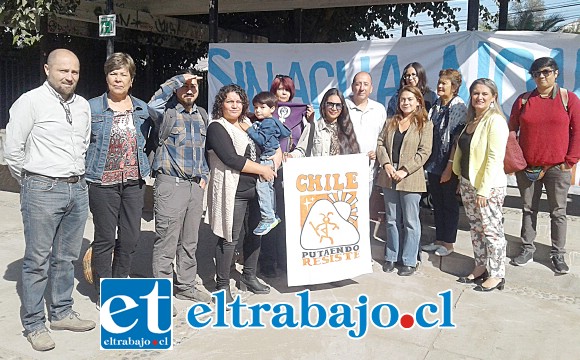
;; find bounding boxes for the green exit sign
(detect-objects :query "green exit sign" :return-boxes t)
[99,14,116,37]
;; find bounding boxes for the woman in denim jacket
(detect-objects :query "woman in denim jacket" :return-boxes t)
[85,53,152,298]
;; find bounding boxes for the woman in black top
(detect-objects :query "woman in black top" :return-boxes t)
[205,84,276,302]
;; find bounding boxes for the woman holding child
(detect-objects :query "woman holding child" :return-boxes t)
[205,84,276,302]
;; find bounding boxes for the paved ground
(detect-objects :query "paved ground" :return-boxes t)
[0,183,579,360]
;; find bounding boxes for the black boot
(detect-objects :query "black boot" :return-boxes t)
[240,274,270,294]
[215,285,234,304]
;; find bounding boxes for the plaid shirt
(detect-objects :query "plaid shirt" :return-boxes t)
[148,75,209,181]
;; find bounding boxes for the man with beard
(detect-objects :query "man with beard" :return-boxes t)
[148,71,211,310]
[4,48,95,351]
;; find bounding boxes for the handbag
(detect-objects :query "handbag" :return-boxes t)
[504,131,527,174]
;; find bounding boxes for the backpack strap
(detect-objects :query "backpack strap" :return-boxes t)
[158,108,178,145]
[520,91,532,111]
[520,88,569,113]
[560,88,569,112]
[197,106,209,126]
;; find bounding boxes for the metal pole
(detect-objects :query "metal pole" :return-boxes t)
[467,0,480,31]
[401,4,409,37]
[498,0,509,30]
[209,0,218,43]
[106,0,114,58]
[292,9,303,43]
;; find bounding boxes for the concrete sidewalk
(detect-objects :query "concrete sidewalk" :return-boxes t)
[0,186,579,360]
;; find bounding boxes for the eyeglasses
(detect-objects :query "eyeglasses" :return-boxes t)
[404,74,418,79]
[60,100,72,125]
[531,69,554,78]
[325,102,343,110]
[275,74,291,80]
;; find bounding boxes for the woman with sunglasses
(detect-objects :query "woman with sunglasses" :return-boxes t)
[258,75,315,278]
[509,57,580,274]
[288,88,360,158]
[387,62,437,117]
[377,86,433,276]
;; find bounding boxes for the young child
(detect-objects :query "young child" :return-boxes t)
[247,91,291,236]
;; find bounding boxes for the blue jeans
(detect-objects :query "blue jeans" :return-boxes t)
[382,188,421,267]
[20,174,89,333]
[256,159,276,222]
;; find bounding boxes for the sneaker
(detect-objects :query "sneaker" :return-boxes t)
[175,287,212,303]
[551,254,570,274]
[435,247,454,257]
[510,248,534,266]
[27,328,55,351]
[421,243,441,252]
[253,219,280,236]
[50,311,96,332]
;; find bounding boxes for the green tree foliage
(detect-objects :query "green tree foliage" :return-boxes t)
[0,0,79,46]
[188,3,460,43]
[478,2,499,31]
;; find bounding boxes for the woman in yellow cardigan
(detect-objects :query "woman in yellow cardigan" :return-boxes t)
[453,78,509,291]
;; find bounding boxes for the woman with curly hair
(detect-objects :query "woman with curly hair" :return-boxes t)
[377,85,433,276]
[288,88,360,158]
[205,84,276,302]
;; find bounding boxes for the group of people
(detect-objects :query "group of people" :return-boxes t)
[4,48,579,352]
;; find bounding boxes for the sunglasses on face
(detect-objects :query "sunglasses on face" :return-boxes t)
[531,69,554,78]
[325,102,343,110]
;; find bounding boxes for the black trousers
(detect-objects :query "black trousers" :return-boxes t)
[215,189,262,289]
[428,172,459,244]
[89,181,145,293]
[258,169,287,270]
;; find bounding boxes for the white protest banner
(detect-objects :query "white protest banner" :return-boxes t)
[283,154,371,286]
[208,30,580,188]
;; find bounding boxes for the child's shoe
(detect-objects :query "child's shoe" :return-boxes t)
[253,218,281,236]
